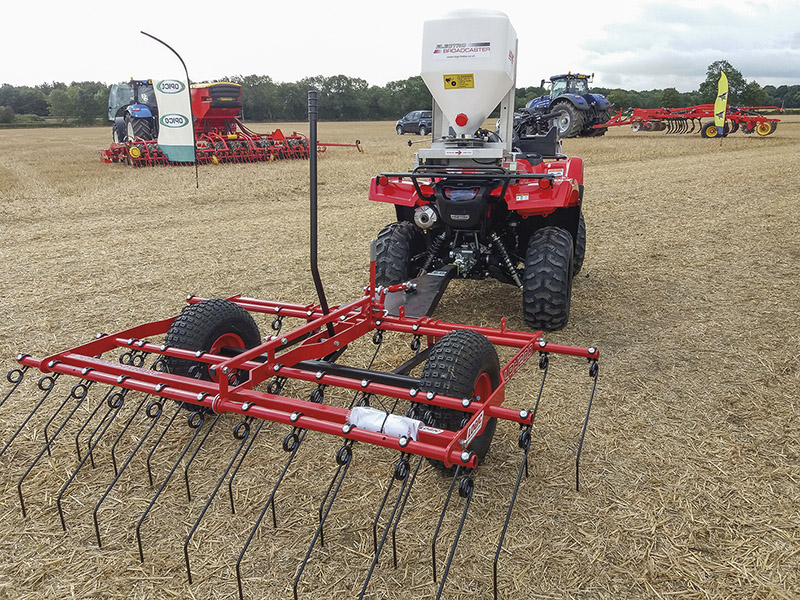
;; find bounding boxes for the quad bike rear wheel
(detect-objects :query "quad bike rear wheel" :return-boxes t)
[165,299,262,381]
[375,221,424,286]
[573,212,586,276]
[523,227,574,331]
[552,102,585,138]
[418,329,500,473]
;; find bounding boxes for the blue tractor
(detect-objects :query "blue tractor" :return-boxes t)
[525,73,612,138]
[107,79,159,143]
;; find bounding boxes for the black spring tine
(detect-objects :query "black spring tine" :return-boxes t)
[431,465,462,583]
[293,441,354,600]
[184,419,252,584]
[145,402,182,486]
[689,119,697,133]
[136,409,207,563]
[576,360,599,492]
[110,394,150,476]
[435,472,474,600]
[1,364,29,408]
[44,380,94,456]
[391,455,423,568]
[184,412,221,501]
[56,389,127,530]
[236,427,307,600]
[74,386,117,463]
[93,399,164,548]
[0,373,59,460]
[493,427,532,600]
[359,456,411,600]
[532,353,550,424]
[228,418,267,514]
[108,357,164,475]
[85,390,128,469]
[17,380,91,517]
[370,466,399,556]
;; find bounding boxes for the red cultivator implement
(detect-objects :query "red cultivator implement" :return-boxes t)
[2,91,599,599]
[601,104,781,137]
[100,81,362,166]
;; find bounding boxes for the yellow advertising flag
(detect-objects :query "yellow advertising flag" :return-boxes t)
[714,71,728,136]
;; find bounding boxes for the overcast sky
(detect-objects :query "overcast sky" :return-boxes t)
[3,0,798,92]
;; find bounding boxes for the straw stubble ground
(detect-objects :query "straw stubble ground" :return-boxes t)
[0,119,798,599]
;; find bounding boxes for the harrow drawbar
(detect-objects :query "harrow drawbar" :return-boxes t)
[3,286,599,599]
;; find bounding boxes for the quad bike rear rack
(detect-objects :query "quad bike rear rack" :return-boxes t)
[3,92,600,600]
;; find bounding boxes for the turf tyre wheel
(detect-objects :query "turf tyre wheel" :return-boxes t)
[375,221,423,286]
[552,102,585,138]
[126,115,154,142]
[164,299,261,381]
[418,329,500,473]
[573,212,586,276]
[523,227,574,331]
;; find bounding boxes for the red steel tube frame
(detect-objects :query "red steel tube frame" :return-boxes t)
[17,264,598,468]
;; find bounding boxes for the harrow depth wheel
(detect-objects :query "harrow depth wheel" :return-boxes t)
[419,329,500,473]
[164,299,261,381]
[756,122,773,136]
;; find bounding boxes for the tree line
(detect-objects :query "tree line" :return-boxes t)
[0,60,796,126]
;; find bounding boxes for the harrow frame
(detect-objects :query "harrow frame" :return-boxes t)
[600,104,781,135]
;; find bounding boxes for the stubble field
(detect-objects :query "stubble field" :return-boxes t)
[0,117,798,599]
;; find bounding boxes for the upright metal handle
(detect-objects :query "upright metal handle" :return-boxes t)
[308,91,334,336]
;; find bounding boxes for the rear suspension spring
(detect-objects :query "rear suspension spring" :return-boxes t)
[490,232,523,288]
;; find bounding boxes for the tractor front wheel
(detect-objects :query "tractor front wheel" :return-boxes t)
[523,227,574,331]
[112,117,126,143]
[375,221,424,286]
[418,329,500,473]
[164,299,262,381]
[552,102,585,138]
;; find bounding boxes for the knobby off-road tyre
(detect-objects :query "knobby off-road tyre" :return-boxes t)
[573,212,586,276]
[375,221,422,286]
[523,227,574,331]
[165,299,261,381]
[418,329,500,474]
[552,102,585,138]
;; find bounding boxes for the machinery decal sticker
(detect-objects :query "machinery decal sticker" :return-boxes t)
[433,42,491,60]
[443,74,475,90]
[156,79,185,94]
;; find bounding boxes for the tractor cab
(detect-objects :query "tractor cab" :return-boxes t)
[547,74,592,100]
[108,79,157,121]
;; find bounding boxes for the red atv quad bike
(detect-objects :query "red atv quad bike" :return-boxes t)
[369,123,585,331]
